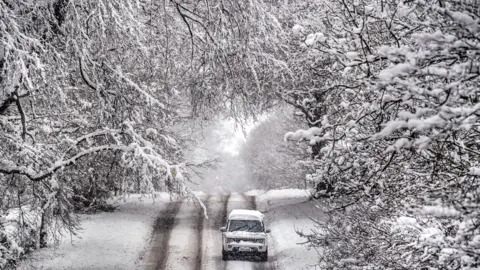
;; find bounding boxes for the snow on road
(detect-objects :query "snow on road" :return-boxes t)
[200,195,230,270]
[143,193,274,270]
[161,199,204,269]
[265,201,321,270]
[19,190,319,270]
[19,194,172,270]
[141,201,182,269]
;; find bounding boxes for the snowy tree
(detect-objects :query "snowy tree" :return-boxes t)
[283,0,480,268]
[241,107,309,189]
[0,0,285,266]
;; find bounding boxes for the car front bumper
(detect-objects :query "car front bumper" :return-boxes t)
[224,243,267,253]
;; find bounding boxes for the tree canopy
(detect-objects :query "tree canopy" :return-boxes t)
[0,0,283,266]
[282,0,480,268]
[1,0,479,269]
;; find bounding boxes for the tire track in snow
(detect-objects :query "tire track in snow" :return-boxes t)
[194,196,209,270]
[221,195,231,228]
[163,199,207,269]
[200,194,231,270]
[244,195,256,211]
[143,194,275,270]
[217,194,231,269]
[143,201,182,270]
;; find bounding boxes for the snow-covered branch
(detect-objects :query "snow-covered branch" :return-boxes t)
[0,145,126,182]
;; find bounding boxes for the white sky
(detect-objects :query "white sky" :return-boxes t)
[215,117,266,156]
[185,115,269,192]
[215,121,248,156]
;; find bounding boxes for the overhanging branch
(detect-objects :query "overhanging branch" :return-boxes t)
[0,145,127,182]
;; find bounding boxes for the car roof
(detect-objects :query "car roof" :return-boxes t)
[228,209,264,221]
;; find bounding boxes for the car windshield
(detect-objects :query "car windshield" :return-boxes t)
[228,219,263,232]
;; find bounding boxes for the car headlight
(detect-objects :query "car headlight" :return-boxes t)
[256,239,265,244]
[226,238,234,243]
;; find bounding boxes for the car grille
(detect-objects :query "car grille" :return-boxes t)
[231,238,264,243]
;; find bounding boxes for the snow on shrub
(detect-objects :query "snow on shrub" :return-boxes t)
[0,207,40,268]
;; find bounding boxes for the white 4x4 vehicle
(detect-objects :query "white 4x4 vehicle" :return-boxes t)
[220,209,270,261]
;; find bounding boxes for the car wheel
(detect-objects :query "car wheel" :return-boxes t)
[222,249,229,261]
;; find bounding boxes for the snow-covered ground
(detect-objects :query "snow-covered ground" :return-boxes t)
[251,189,314,212]
[266,200,321,270]
[250,188,321,270]
[18,193,172,270]
[18,190,322,270]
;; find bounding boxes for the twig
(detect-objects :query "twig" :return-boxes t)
[15,95,27,141]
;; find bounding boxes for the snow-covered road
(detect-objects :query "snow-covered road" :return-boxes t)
[141,194,276,270]
[19,190,319,270]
